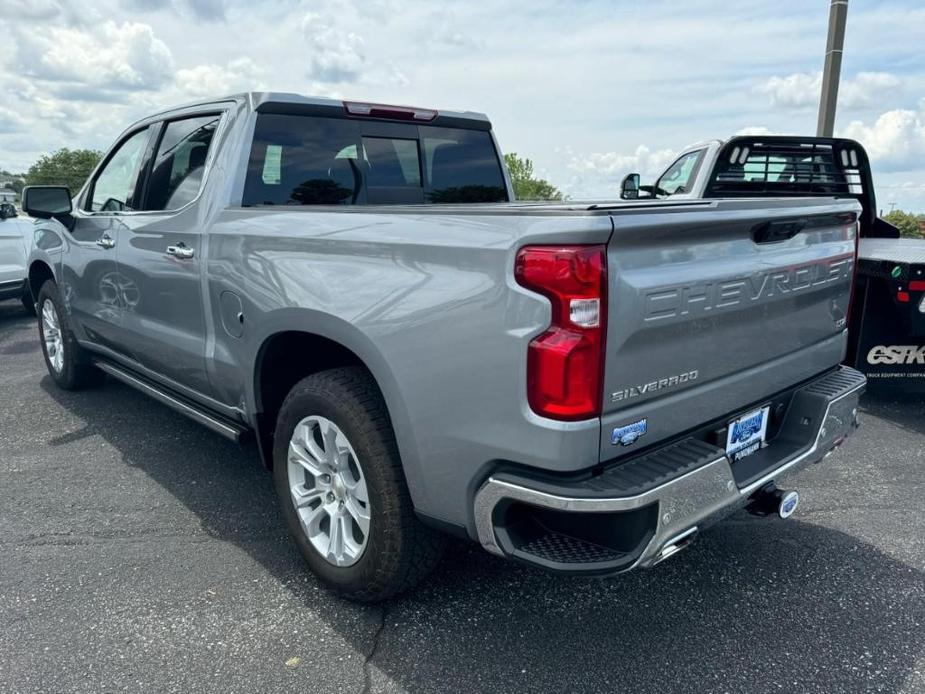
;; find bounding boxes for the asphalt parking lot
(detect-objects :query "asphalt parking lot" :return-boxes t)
[0,300,923,694]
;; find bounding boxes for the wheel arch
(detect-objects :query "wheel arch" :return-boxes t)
[28,259,55,302]
[249,318,421,503]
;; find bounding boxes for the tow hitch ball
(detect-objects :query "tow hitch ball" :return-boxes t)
[746,484,800,519]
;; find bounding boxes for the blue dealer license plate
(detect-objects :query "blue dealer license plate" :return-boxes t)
[725,406,770,462]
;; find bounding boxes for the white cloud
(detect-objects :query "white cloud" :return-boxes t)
[2,0,106,24]
[175,58,266,99]
[735,126,785,136]
[14,21,174,96]
[569,146,678,178]
[560,145,677,199]
[120,0,226,21]
[840,102,925,173]
[185,0,225,21]
[302,12,365,83]
[879,181,925,194]
[0,107,28,134]
[755,71,902,109]
[755,71,820,108]
[3,0,65,19]
[843,72,904,107]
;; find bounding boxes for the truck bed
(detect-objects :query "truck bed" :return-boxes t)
[859,237,925,265]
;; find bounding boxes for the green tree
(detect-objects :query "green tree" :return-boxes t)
[25,148,103,194]
[503,153,563,201]
[883,209,923,239]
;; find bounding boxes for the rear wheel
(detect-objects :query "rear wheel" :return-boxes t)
[37,281,103,390]
[273,367,443,602]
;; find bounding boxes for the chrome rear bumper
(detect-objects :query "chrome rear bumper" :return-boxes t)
[473,366,866,574]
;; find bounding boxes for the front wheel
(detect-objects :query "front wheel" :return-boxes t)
[36,280,103,390]
[273,367,444,602]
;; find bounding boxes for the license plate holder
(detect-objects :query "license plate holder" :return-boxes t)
[725,405,770,462]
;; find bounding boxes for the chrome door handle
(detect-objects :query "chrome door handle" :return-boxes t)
[96,235,115,249]
[166,243,195,259]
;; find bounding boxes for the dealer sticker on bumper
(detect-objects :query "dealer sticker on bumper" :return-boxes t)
[725,406,770,462]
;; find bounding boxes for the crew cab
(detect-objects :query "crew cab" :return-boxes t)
[621,135,924,391]
[23,94,865,601]
[0,202,36,313]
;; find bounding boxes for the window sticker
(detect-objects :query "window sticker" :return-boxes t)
[262,144,282,184]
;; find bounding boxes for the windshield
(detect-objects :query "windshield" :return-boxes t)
[655,149,705,197]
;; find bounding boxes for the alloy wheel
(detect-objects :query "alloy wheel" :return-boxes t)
[287,415,371,567]
[41,299,64,373]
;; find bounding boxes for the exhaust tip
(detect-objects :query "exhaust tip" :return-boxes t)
[653,527,698,565]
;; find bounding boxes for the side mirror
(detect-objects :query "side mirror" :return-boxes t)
[620,173,641,200]
[22,186,73,226]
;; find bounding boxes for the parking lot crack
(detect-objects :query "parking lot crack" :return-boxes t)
[361,604,387,694]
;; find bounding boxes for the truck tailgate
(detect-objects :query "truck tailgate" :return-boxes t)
[600,198,859,461]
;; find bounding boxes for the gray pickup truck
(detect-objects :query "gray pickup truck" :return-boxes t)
[22,93,865,601]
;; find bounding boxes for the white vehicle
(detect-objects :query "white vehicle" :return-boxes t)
[620,135,925,392]
[0,202,35,313]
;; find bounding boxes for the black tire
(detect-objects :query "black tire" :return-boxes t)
[273,367,444,602]
[21,288,36,316]
[36,280,104,390]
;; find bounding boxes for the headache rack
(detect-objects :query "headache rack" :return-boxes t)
[704,136,881,235]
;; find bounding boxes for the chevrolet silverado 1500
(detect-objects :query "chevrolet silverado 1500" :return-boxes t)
[22,93,865,601]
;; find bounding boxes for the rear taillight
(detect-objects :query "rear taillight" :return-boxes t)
[515,245,607,420]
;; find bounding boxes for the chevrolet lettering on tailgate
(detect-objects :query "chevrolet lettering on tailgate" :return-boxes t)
[643,257,853,322]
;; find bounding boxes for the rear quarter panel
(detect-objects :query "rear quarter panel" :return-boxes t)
[206,208,613,530]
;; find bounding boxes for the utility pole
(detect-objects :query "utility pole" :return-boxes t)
[817,0,848,137]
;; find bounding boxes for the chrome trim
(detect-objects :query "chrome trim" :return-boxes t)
[654,526,699,564]
[95,361,247,442]
[475,455,736,565]
[473,377,864,569]
[166,243,195,259]
[738,380,864,495]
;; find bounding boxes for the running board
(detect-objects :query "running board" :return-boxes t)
[94,361,250,443]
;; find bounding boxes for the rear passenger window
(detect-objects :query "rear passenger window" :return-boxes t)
[144,115,220,211]
[242,114,508,207]
[421,128,507,203]
[244,115,361,206]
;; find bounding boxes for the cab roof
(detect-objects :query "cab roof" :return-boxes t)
[145,92,493,131]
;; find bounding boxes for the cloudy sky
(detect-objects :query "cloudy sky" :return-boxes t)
[1,0,924,211]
